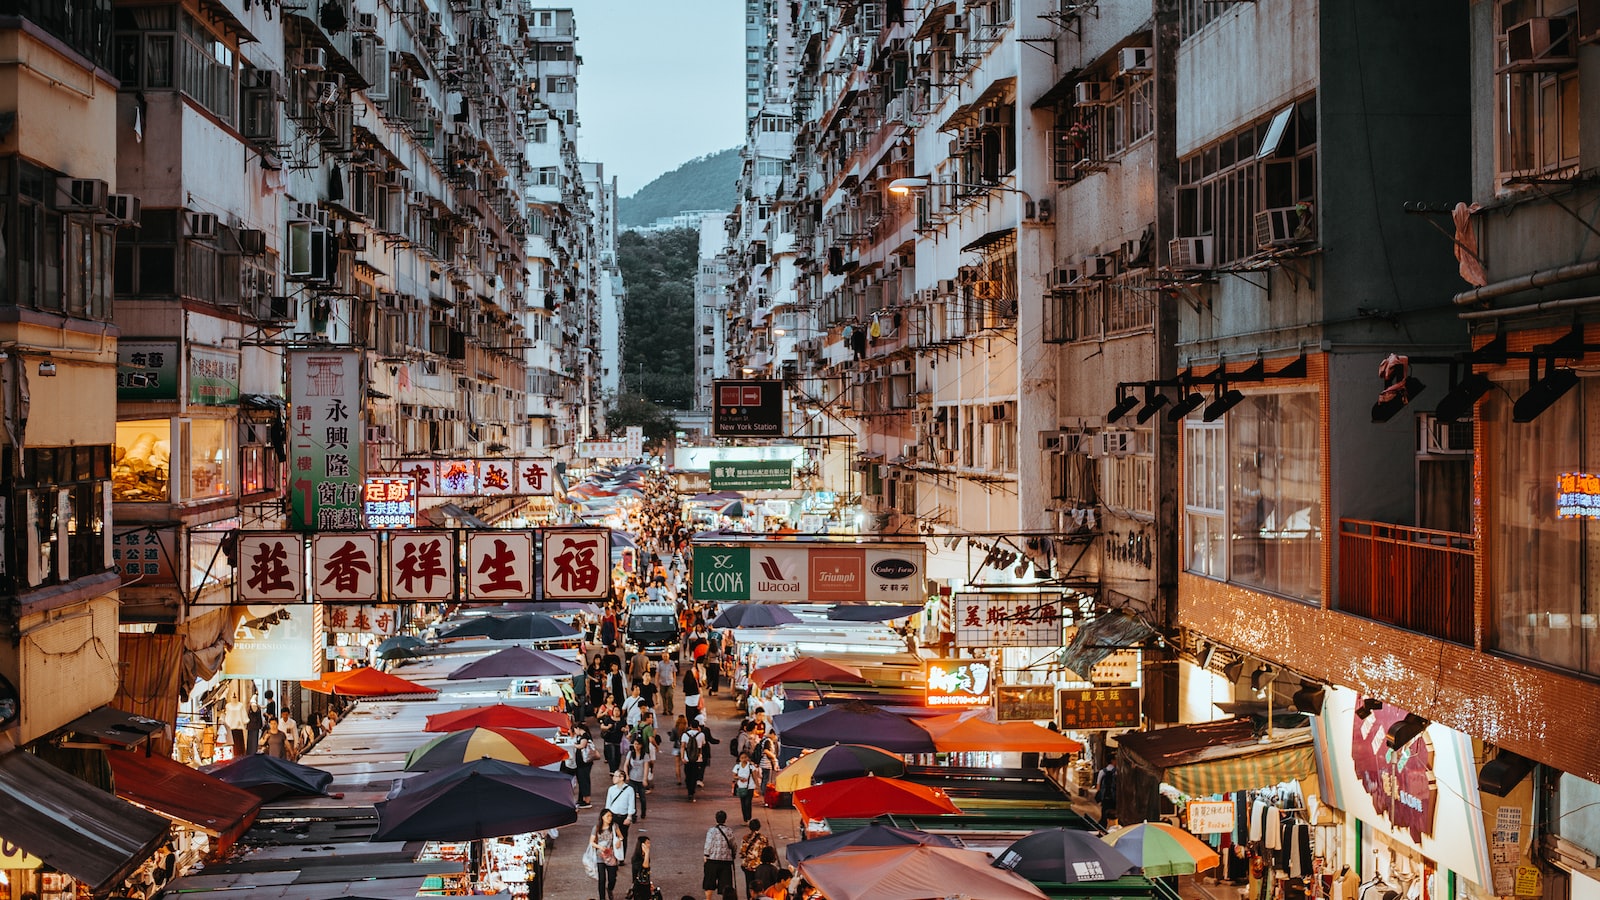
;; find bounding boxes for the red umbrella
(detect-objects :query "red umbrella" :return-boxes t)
[300,667,437,698]
[426,704,570,734]
[750,657,868,688]
[793,774,960,820]
[918,712,1085,754]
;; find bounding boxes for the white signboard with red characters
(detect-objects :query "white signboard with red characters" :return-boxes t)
[311,532,379,602]
[388,531,456,600]
[515,458,556,495]
[953,592,1069,648]
[467,531,535,601]
[238,533,306,602]
[541,528,610,600]
[323,604,400,636]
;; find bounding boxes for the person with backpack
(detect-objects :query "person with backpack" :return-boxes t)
[669,714,689,784]
[681,719,709,801]
[702,810,737,900]
[738,819,772,900]
[1095,759,1118,826]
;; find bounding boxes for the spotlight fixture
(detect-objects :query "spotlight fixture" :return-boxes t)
[1134,389,1171,424]
[1478,749,1535,796]
[1107,390,1140,423]
[1385,713,1430,750]
[1354,697,1383,720]
[1291,681,1326,714]
[1222,658,1246,683]
[1513,361,1578,423]
[1197,641,1215,671]
[1434,371,1493,424]
[1371,353,1426,424]
[1250,665,1276,698]
[1202,384,1245,422]
[1167,390,1206,421]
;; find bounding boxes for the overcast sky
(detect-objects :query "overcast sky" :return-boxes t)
[562,0,746,197]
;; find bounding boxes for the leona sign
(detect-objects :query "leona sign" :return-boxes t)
[692,544,923,602]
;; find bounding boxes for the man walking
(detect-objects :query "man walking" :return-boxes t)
[604,769,638,842]
[702,810,737,900]
[681,718,708,801]
[657,653,677,715]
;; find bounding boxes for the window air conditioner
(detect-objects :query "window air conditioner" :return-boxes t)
[185,211,219,240]
[57,178,108,212]
[1255,206,1309,248]
[295,48,327,71]
[1095,430,1134,458]
[104,193,140,225]
[937,278,957,295]
[356,12,378,31]
[1074,81,1110,106]
[977,106,1004,127]
[1117,47,1152,77]
[1039,431,1066,452]
[1050,266,1083,290]
[237,228,266,255]
[1169,236,1214,271]
[1502,16,1576,71]
[1085,254,1117,280]
[944,14,965,32]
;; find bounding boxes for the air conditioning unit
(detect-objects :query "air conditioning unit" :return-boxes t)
[944,13,965,32]
[1255,206,1309,248]
[365,424,393,442]
[1502,16,1576,71]
[313,80,341,106]
[237,228,266,255]
[343,231,368,252]
[1085,254,1117,280]
[1169,236,1214,271]
[959,126,981,145]
[267,295,295,321]
[937,278,957,295]
[989,403,1009,422]
[1074,81,1111,106]
[246,69,283,95]
[104,193,140,225]
[1094,430,1135,458]
[56,178,108,212]
[977,106,1004,127]
[1050,266,1083,290]
[1039,431,1067,451]
[185,211,219,240]
[1417,413,1473,456]
[1118,47,1153,76]
[355,12,378,31]
[294,47,327,71]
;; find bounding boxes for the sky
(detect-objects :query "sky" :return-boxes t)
[562,0,747,197]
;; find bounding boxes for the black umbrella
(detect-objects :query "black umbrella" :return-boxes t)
[446,645,584,680]
[439,616,508,640]
[827,604,924,622]
[772,701,937,753]
[712,603,801,629]
[377,634,426,654]
[992,828,1139,884]
[785,822,961,866]
[372,758,577,840]
[200,754,335,802]
[484,613,580,640]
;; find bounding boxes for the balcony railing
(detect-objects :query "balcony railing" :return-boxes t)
[1338,518,1474,645]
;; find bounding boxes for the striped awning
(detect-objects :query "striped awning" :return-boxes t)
[1163,740,1317,796]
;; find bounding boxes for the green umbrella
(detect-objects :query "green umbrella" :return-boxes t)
[1101,821,1221,877]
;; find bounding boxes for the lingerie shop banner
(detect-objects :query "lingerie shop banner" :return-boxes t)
[1312,686,1492,887]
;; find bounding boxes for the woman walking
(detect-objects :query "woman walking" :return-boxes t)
[630,835,654,900]
[731,751,760,824]
[625,739,650,820]
[590,809,626,900]
[669,714,690,784]
[574,726,597,809]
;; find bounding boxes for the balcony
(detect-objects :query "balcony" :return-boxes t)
[1338,519,1474,645]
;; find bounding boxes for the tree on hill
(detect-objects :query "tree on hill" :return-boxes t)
[619,148,740,227]
[617,227,697,409]
[604,393,679,448]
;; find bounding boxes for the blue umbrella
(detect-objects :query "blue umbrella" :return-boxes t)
[786,822,960,866]
[712,603,801,629]
[773,702,936,753]
[372,759,577,841]
[827,604,924,622]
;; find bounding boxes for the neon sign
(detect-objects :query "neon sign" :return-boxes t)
[363,477,417,529]
[925,658,993,708]
[1557,472,1600,518]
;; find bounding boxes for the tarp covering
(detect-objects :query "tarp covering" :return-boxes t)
[0,749,169,893]
[107,748,262,852]
[1117,718,1316,808]
[1059,612,1154,680]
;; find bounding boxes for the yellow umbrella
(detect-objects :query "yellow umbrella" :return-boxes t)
[773,743,906,792]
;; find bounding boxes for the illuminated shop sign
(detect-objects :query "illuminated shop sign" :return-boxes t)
[925,658,994,708]
[364,477,417,529]
[1557,472,1600,518]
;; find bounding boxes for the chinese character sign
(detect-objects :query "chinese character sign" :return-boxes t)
[312,532,379,602]
[389,532,455,600]
[189,345,241,406]
[925,658,994,707]
[479,460,516,496]
[541,528,609,600]
[517,458,555,495]
[324,604,400,636]
[1557,472,1600,518]
[110,526,177,585]
[363,477,417,528]
[288,351,364,531]
[467,531,534,601]
[953,592,1069,647]
[1056,687,1141,730]
[238,533,306,602]
[117,340,180,401]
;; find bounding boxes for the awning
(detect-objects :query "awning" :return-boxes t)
[913,2,958,40]
[0,749,170,893]
[106,748,261,852]
[961,227,1016,254]
[1117,717,1316,796]
[1031,68,1085,110]
[62,706,166,747]
[433,503,489,528]
[1058,611,1154,679]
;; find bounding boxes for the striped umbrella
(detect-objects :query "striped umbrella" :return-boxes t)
[773,743,906,792]
[1101,821,1220,877]
[404,726,568,772]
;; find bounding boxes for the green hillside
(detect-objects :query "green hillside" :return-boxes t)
[619,147,740,227]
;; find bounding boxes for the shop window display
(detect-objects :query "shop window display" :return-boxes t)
[115,419,172,501]
[189,418,235,498]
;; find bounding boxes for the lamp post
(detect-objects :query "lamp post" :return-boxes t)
[887,177,1033,206]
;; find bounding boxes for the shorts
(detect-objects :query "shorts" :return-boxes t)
[702,859,734,893]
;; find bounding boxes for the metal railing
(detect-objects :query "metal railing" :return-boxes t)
[1338,518,1474,645]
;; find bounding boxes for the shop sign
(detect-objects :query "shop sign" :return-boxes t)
[323,604,399,636]
[1557,472,1600,518]
[995,684,1057,721]
[810,548,866,602]
[710,460,793,491]
[1187,800,1235,834]
[389,531,455,600]
[1057,686,1141,730]
[434,459,480,496]
[695,546,750,600]
[925,658,994,707]
[763,499,792,517]
[1090,649,1140,685]
[111,526,178,585]
[311,532,379,602]
[388,458,556,497]
[1351,697,1437,842]
[363,477,417,528]
[0,838,42,869]
[467,531,534,601]
[750,547,805,600]
[541,528,609,600]
[188,345,241,406]
[693,544,925,602]
[675,445,808,471]
[237,532,306,602]
[953,592,1068,647]
[576,426,644,459]
[117,339,180,401]
[225,603,318,679]
[288,351,364,530]
[712,379,784,436]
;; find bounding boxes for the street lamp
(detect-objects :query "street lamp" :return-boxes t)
[888,177,1031,200]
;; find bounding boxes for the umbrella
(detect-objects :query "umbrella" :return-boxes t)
[750,658,867,688]
[404,726,569,771]
[438,616,508,640]
[797,844,1047,900]
[712,603,801,629]
[372,758,577,840]
[200,754,335,802]
[992,828,1139,884]
[773,743,907,792]
[917,711,1085,754]
[300,667,437,699]
[378,646,422,661]
[377,635,426,654]
[1101,821,1221,877]
[784,822,960,866]
[611,533,638,549]
[491,601,602,615]
[774,702,936,753]
[827,604,924,622]
[720,500,747,518]
[426,704,571,734]
[484,613,580,640]
[446,646,584,680]
[793,774,959,820]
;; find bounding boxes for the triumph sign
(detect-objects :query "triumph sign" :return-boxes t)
[691,543,924,602]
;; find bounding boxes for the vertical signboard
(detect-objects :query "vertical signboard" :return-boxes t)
[516,458,556,495]
[389,531,456,601]
[237,533,306,603]
[311,533,379,603]
[288,350,364,531]
[467,531,534,601]
[541,528,610,600]
[363,477,417,528]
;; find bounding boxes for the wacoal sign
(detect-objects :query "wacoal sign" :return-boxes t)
[751,549,805,600]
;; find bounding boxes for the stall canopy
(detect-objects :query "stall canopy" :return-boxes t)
[106,748,262,852]
[301,667,438,699]
[0,749,170,894]
[62,706,166,747]
[1116,717,1316,798]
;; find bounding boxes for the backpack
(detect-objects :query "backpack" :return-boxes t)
[683,730,705,764]
[741,833,769,872]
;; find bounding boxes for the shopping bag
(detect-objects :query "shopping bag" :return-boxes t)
[581,843,598,880]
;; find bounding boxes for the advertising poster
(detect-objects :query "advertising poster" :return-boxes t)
[224,604,318,680]
[288,350,364,530]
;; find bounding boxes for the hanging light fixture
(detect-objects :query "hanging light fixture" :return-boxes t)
[1513,357,1578,423]
[1203,382,1245,422]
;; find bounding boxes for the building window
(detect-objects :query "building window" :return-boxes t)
[4,446,112,590]
[113,7,237,122]
[1183,391,1321,602]
[2,162,115,319]
[1105,452,1154,519]
[1496,0,1581,180]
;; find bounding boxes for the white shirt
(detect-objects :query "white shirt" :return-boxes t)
[605,781,637,818]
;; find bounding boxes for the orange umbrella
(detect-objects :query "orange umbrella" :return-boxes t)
[426,704,571,733]
[301,667,437,698]
[793,774,960,820]
[918,712,1084,754]
[749,657,867,688]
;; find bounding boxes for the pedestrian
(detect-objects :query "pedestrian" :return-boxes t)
[262,719,288,758]
[1095,758,1118,825]
[604,769,639,843]
[738,819,772,900]
[624,683,645,728]
[639,670,659,710]
[590,809,626,900]
[681,718,709,801]
[278,710,299,759]
[625,739,650,820]
[609,661,627,707]
[669,714,690,783]
[244,695,263,756]
[702,810,738,900]
[629,645,650,683]
[705,628,723,697]
[587,658,606,720]
[731,751,760,824]
[261,689,277,722]
[599,695,624,772]
[631,835,654,900]
[750,846,785,900]
[574,726,597,809]
[754,731,779,793]
[657,655,677,715]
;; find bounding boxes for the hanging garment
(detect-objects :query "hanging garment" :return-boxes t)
[1250,800,1268,841]
[1264,806,1282,850]
[1274,821,1313,876]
